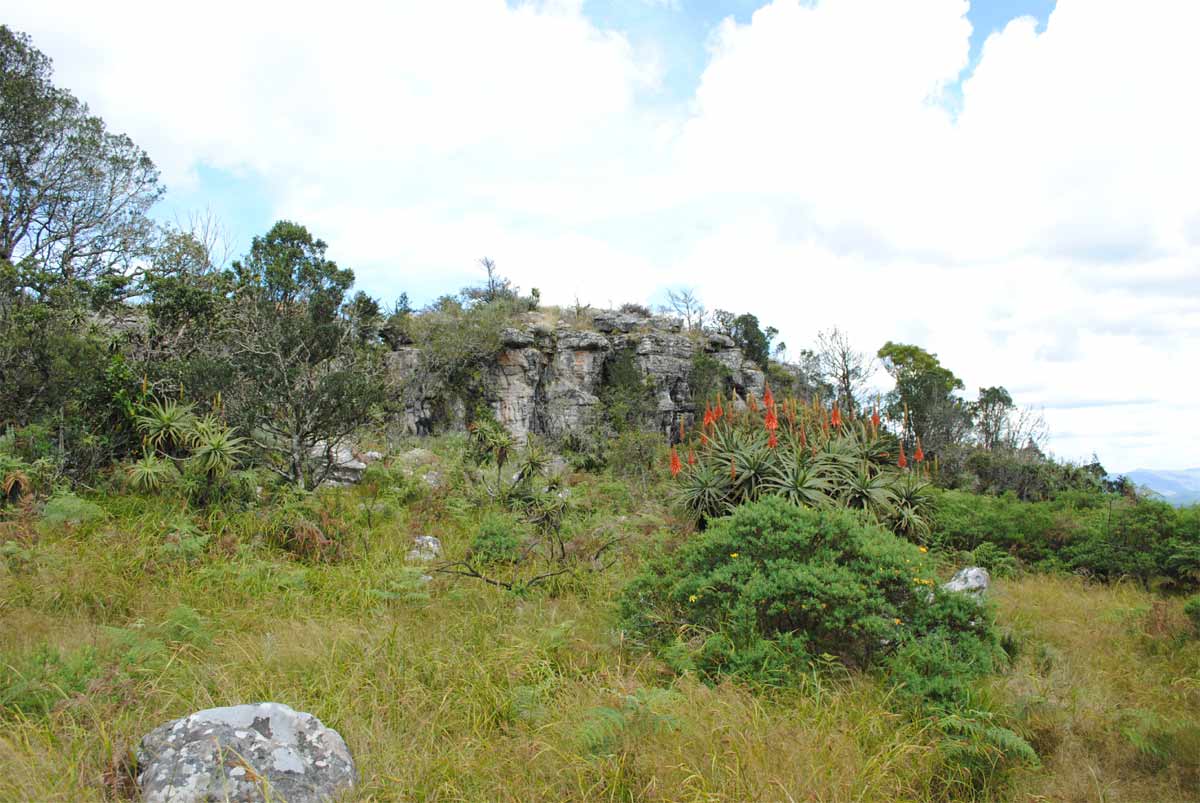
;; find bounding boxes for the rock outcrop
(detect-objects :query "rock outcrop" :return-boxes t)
[136,702,356,803]
[391,308,767,442]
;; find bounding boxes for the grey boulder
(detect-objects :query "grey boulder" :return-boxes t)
[407,534,442,562]
[136,702,356,802]
[942,566,991,599]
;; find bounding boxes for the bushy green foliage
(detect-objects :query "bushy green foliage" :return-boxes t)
[622,498,1031,792]
[406,293,525,426]
[935,444,1109,501]
[621,498,997,680]
[471,512,524,565]
[688,351,731,410]
[600,347,657,433]
[39,493,105,527]
[931,489,1200,588]
[0,644,100,718]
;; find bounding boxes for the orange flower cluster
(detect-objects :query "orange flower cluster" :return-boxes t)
[762,382,779,448]
[670,447,682,478]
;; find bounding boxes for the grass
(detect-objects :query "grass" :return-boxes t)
[2,440,1199,801]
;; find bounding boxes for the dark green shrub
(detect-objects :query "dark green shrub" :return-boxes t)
[600,347,657,433]
[620,497,999,681]
[471,512,523,565]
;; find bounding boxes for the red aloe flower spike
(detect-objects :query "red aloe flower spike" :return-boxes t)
[679,419,686,442]
[768,431,778,449]
[730,457,737,479]
[670,447,682,478]
[715,398,724,420]
[700,432,709,446]
[831,405,842,428]
[763,382,775,409]
[747,392,758,413]
[898,444,908,469]
[914,438,925,463]
[800,428,807,449]
[764,407,779,432]
[871,406,881,428]
[687,449,696,466]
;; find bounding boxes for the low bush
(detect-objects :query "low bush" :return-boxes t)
[621,497,1032,793]
[621,497,999,683]
[470,512,524,565]
[39,493,105,527]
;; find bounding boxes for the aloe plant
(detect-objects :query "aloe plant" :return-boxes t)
[674,388,934,537]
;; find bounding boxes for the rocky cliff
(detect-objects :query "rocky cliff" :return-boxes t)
[389,308,768,441]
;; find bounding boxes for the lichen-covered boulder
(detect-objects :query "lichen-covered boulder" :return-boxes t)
[407,534,441,562]
[136,702,356,803]
[943,566,991,599]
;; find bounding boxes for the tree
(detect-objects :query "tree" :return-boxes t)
[731,313,774,368]
[973,386,1013,451]
[815,327,874,413]
[225,221,388,489]
[877,341,970,456]
[0,26,162,297]
[664,287,706,331]
[461,257,515,306]
[972,385,1047,452]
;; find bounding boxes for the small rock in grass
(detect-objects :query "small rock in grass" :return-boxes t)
[407,534,441,562]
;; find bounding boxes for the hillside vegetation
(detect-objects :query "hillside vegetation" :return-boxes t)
[2,436,1199,801]
[3,23,1200,803]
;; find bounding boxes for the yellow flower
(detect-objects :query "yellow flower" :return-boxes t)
[894,618,902,625]
[918,546,928,553]
[729,552,739,558]
[688,594,698,603]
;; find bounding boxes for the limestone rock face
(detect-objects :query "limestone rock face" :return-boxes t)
[136,702,355,803]
[388,311,772,441]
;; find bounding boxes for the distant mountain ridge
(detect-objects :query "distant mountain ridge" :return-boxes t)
[1123,468,1200,506]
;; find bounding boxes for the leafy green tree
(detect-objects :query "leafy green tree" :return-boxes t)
[225,221,388,489]
[877,341,970,457]
[973,386,1014,451]
[0,26,162,297]
[714,312,775,368]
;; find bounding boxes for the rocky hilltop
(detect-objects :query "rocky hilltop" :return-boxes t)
[389,307,769,441]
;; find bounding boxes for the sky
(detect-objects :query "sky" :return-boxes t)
[4,0,1198,473]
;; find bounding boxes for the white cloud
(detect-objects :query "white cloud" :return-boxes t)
[4,0,1199,471]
